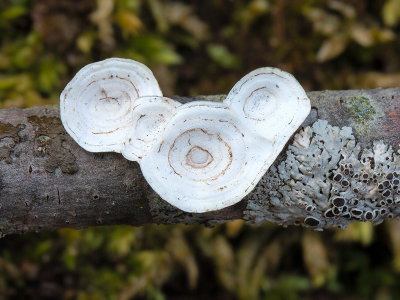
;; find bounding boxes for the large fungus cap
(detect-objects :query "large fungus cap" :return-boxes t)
[140,102,275,213]
[60,58,162,153]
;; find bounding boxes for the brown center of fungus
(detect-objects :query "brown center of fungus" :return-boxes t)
[186,146,213,168]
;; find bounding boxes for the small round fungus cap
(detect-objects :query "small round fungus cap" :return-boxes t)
[122,96,181,161]
[60,58,162,153]
[225,67,311,142]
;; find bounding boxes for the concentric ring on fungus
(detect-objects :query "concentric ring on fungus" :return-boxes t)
[60,58,162,153]
[168,127,233,182]
[185,145,214,169]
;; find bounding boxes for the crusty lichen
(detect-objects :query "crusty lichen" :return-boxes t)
[244,119,400,230]
[0,122,23,140]
[28,116,78,174]
[345,95,384,136]
[347,96,377,123]
[0,122,25,164]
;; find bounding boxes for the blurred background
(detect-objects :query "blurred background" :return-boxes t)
[1,0,400,299]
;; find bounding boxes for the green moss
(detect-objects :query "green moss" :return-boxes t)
[347,96,377,124]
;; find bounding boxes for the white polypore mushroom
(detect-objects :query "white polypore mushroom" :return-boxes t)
[140,67,311,212]
[60,58,162,153]
[60,58,311,213]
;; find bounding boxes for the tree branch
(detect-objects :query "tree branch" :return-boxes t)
[0,88,399,234]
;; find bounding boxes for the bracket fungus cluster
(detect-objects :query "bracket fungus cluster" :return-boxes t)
[60,58,311,213]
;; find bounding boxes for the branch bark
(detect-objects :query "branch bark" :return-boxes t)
[0,88,399,235]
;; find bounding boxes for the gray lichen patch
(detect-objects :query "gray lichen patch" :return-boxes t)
[306,89,399,150]
[244,119,400,230]
[28,115,78,174]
